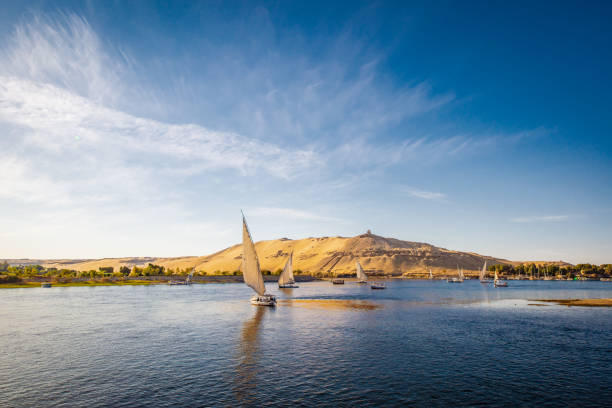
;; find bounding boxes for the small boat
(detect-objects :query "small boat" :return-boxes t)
[331,279,344,285]
[41,283,52,288]
[168,268,195,285]
[370,282,386,289]
[494,270,508,287]
[278,251,299,288]
[429,268,433,280]
[242,213,276,306]
[447,265,464,283]
[479,261,492,284]
[355,260,367,284]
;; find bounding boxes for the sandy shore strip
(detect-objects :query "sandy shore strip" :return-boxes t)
[531,298,612,307]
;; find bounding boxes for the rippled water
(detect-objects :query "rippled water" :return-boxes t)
[1,280,611,407]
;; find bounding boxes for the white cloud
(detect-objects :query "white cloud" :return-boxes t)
[404,187,446,201]
[510,215,571,223]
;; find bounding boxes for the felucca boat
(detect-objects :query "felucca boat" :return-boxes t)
[242,214,276,306]
[168,268,195,285]
[355,261,367,284]
[494,270,508,287]
[429,268,433,280]
[278,251,299,288]
[479,261,491,284]
[448,265,464,283]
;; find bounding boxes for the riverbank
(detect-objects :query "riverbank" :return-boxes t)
[0,274,320,288]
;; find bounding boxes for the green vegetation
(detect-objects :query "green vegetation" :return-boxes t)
[488,263,612,279]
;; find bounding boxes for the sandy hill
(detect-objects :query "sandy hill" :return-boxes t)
[34,232,514,277]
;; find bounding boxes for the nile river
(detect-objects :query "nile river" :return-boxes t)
[1,280,611,407]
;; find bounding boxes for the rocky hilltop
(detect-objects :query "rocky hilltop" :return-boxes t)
[34,232,514,277]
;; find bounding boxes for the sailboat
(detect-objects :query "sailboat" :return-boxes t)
[429,268,433,280]
[355,261,367,284]
[278,251,299,288]
[448,265,464,283]
[242,214,276,306]
[168,268,195,285]
[479,261,491,284]
[494,269,508,287]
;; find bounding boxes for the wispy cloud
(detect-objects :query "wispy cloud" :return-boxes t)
[404,187,447,201]
[510,215,571,223]
[249,207,341,222]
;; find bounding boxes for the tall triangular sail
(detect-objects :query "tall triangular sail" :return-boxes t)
[429,268,433,279]
[494,269,499,283]
[480,261,487,281]
[356,261,367,281]
[242,216,266,296]
[278,251,295,286]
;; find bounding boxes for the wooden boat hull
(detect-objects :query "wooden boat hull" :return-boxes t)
[371,282,386,289]
[332,279,344,284]
[494,281,508,287]
[279,284,299,288]
[250,294,276,306]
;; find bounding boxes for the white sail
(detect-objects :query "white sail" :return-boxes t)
[480,261,487,281]
[278,251,295,286]
[494,269,499,283]
[356,261,367,281]
[242,216,266,296]
[429,268,433,279]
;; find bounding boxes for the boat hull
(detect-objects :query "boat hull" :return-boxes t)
[331,279,344,285]
[371,282,386,289]
[250,294,277,306]
[494,281,508,287]
[279,284,299,288]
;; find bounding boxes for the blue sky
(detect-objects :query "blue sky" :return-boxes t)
[0,1,611,263]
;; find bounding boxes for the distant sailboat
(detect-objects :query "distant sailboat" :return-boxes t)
[429,268,433,280]
[480,261,491,284]
[242,214,276,306]
[168,268,195,285]
[448,265,464,283]
[494,269,508,287]
[278,251,299,288]
[355,261,367,284]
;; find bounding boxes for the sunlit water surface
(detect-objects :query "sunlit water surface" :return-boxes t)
[1,280,611,407]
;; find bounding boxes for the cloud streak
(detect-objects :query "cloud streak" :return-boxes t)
[510,215,571,223]
[404,187,447,201]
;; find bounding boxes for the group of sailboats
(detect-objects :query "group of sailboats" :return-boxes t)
[355,260,386,289]
[478,260,508,287]
[241,214,388,306]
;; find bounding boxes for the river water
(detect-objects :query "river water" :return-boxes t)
[1,280,611,407]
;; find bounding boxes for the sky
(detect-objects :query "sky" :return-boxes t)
[0,1,611,264]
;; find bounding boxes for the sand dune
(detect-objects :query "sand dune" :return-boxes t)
[30,232,514,277]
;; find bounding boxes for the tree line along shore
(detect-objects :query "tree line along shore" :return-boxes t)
[1,261,611,287]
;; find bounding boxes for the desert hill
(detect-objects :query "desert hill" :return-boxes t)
[28,232,515,277]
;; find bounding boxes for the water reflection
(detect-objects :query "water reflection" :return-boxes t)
[234,307,266,405]
[278,298,382,311]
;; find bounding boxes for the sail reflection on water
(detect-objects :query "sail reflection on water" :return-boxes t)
[234,307,267,405]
